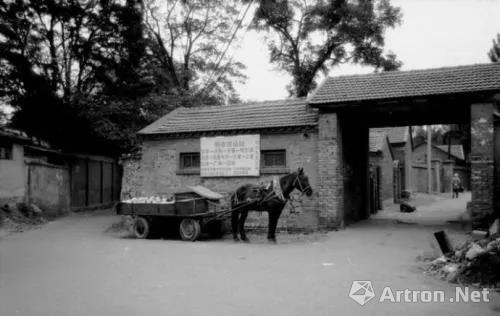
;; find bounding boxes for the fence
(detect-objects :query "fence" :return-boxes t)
[70,157,122,210]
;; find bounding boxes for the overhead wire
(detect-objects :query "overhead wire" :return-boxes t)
[199,0,254,97]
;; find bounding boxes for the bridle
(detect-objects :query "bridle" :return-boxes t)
[292,173,311,195]
[259,172,311,213]
[288,173,312,214]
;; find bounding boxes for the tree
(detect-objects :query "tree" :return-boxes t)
[143,0,248,104]
[489,33,500,62]
[250,0,402,97]
[0,0,249,154]
[0,0,165,154]
[413,125,448,147]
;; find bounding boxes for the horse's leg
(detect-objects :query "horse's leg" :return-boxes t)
[239,210,249,242]
[231,210,240,242]
[267,209,282,243]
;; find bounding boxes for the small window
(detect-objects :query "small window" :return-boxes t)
[180,152,200,170]
[0,143,13,160]
[261,150,286,168]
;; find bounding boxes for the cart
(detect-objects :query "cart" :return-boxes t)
[116,186,234,241]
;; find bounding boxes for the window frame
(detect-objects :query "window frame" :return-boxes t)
[178,152,200,174]
[260,149,288,174]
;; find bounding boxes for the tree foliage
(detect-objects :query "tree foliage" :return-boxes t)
[0,0,247,154]
[0,0,153,153]
[143,0,247,104]
[250,0,402,97]
[489,33,500,62]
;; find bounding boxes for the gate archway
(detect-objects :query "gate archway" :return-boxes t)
[310,63,500,230]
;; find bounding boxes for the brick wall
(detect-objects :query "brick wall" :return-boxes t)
[125,131,319,231]
[317,112,343,228]
[120,157,142,200]
[469,103,496,229]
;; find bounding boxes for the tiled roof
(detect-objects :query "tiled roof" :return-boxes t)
[369,130,386,152]
[0,127,30,141]
[0,127,51,148]
[436,145,465,161]
[370,127,408,144]
[309,63,500,104]
[138,99,318,135]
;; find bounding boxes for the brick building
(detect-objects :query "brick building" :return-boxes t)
[412,143,468,193]
[369,129,394,209]
[124,63,500,231]
[122,99,320,231]
[370,126,413,201]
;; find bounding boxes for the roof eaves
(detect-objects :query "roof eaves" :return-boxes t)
[139,124,318,137]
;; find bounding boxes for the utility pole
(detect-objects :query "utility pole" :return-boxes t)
[427,125,432,193]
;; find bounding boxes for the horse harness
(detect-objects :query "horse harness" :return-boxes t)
[258,173,311,213]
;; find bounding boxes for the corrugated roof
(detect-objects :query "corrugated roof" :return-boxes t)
[138,99,318,135]
[369,130,386,153]
[370,127,408,144]
[436,145,465,161]
[309,63,500,105]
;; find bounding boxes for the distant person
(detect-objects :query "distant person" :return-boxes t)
[451,173,462,199]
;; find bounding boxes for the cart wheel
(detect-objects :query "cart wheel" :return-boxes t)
[179,219,201,241]
[133,217,150,239]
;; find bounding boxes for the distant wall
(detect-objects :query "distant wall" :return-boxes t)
[369,142,394,202]
[412,163,440,193]
[412,144,469,193]
[1,141,121,215]
[0,144,25,204]
[26,161,70,216]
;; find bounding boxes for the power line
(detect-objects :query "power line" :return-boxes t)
[199,0,254,96]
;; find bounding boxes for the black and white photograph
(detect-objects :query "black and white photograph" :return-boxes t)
[1,0,500,315]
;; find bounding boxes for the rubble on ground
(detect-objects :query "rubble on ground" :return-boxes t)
[0,202,47,235]
[426,231,500,289]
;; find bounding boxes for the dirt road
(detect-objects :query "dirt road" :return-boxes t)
[374,192,471,226]
[1,210,499,316]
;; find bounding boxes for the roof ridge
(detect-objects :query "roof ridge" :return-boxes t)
[177,98,307,112]
[310,63,500,104]
[322,63,500,82]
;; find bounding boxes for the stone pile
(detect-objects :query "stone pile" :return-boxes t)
[428,233,500,289]
[0,202,46,233]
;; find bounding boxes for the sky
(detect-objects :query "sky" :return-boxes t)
[232,0,500,102]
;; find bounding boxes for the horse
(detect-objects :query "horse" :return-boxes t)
[230,167,313,243]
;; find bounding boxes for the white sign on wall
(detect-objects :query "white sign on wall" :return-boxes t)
[200,134,260,177]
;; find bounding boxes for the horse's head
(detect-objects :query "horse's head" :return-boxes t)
[294,167,313,197]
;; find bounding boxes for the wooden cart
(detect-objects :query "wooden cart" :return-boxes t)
[116,186,230,241]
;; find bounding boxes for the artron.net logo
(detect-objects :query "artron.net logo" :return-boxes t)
[348,280,490,306]
[349,281,376,306]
